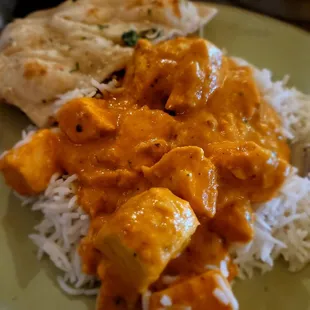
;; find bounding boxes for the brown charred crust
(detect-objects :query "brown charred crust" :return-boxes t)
[23,61,47,79]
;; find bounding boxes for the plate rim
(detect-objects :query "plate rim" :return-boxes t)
[204,1,310,38]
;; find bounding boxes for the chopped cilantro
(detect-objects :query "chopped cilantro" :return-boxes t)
[121,28,161,47]
[122,30,139,47]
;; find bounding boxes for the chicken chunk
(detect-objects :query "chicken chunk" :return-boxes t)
[205,141,290,202]
[167,225,228,276]
[123,38,227,113]
[142,147,218,218]
[149,270,238,310]
[0,129,59,195]
[95,266,139,310]
[57,98,116,143]
[94,188,199,293]
[210,200,254,243]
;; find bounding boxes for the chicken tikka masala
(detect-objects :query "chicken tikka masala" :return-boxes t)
[0,37,290,310]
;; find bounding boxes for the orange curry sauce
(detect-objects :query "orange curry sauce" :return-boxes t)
[0,38,290,309]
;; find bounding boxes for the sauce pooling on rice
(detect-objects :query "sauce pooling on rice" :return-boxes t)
[0,37,290,310]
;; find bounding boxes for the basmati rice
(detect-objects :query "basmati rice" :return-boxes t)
[160,295,173,307]
[142,290,151,310]
[230,60,310,279]
[21,174,97,295]
[214,274,239,310]
[4,58,310,303]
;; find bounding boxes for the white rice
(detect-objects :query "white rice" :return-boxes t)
[161,275,180,285]
[91,78,120,94]
[142,290,151,310]
[160,295,173,307]
[233,168,310,278]
[20,173,98,295]
[52,78,119,113]
[204,256,230,278]
[4,59,310,301]
[53,87,97,111]
[213,274,239,309]
[230,58,310,279]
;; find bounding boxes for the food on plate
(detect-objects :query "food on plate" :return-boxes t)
[149,270,237,310]
[142,146,218,217]
[2,34,306,309]
[94,188,198,293]
[0,129,60,195]
[0,0,217,127]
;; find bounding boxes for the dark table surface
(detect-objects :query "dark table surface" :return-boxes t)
[2,0,310,32]
[208,0,310,31]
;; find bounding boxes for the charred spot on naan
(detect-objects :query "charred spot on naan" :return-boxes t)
[23,61,48,79]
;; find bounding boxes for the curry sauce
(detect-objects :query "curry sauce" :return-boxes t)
[0,37,290,310]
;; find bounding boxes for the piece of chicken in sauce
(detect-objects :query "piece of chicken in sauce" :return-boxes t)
[142,146,218,218]
[94,188,199,293]
[149,270,237,310]
[0,36,291,310]
[0,129,60,195]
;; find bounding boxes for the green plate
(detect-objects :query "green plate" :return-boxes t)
[0,3,309,310]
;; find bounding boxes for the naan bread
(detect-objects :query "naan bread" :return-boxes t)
[0,0,217,127]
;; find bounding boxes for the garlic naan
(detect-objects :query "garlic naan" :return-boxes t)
[0,0,217,127]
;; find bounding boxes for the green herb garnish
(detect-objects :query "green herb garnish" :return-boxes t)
[121,28,161,47]
[122,30,139,47]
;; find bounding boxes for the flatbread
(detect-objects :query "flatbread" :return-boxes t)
[0,0,217,127]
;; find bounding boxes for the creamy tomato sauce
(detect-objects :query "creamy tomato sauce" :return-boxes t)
[0,37,290,310]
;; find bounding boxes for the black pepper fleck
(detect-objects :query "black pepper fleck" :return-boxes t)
[76,124,83,132]
[114,296,125,305]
